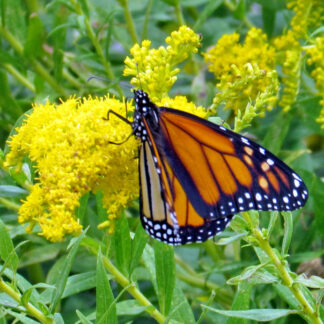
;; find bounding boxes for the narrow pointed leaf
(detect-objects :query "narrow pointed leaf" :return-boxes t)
[49,230,86,313]
[202,306,298,321]
[96,249,116,324]
[154,241,175,315]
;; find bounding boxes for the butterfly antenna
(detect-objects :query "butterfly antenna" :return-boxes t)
[136,63,143,91]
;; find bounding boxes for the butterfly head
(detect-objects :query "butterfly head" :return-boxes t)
[132,89,160,141]
[133,89,152,114]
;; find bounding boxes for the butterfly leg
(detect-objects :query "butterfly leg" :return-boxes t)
[103,109,132,125]
[103,110,134,145]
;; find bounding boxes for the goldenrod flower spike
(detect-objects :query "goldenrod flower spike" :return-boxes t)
[306,36,324,128]
[5,96,139,242]
[123,25,201,101]
[204,28,277,116]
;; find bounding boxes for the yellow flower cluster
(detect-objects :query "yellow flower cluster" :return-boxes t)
[274,31,302,112]
[306,37,324,128]
[204,28,276,114]
[232,67,279,133]
[5,92,206,241]
[5,97,139,242]
[287,0,324,38]
[123,25,201,101]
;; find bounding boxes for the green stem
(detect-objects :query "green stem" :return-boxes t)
[82,237,166,324]
[203,239,223,262]
[71,0,122,96]
[118,0,139,44]
[0,278,53,324]
[175,2,185,26]
[224,0,254,28]
[176,271,233,306]
[242,212,323,324]
[0,198,20,211]
[0,26,66,95]
[3,64,35,92]
[141,0,153,40]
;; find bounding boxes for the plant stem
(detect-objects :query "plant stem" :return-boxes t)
[224,0,254,28]
[241,212,323,324]
[0,278,53,324]
[141,0,153,40]
[176,271,233,306]
[82,237,166,324]
[0,198,20,211]
[71,0,123,97]
[118,0,139,44]
[175,2,185,26]
[3,64,35,92]
[0,26,66,95]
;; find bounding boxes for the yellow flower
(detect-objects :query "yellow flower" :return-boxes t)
[5,96,139,242]
[204,28,276,115]
[306,36,324,128]
[273,30,302,113]
[123,25,201,101]
[274,0,324,112]
[287,0,324,38]
[5,90,206,242]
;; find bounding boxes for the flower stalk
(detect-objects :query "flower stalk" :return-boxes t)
[82,237,166,324]
[0,278,53,324]
[241,212,323,324]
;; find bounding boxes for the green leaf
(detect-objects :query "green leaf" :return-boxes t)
[96,249,116,324]
[295,274,324,289]
[53,313,64,324]
[141,244,158,292]
[0,219,19,272]
[154,241,175,315]
[0,185,28,197]
[263,111,292,155]
[168,282,196,324]
[49,230,87,313]
[267,212,278,237]
[20,243,64,268]
[76,310,93,324]
[78,0,90,17]
[233,0,245,20]
[114,214,131,276]
[227,266,278,285]
[274,284,299,309]
[314,177,324,237]
[193,0,224,30]
[217,232,247,245]
[0,308,6,324]
[116,300,147,316]
[24,13,44,58]
[226,280,252,324]
[202,306,298,321]
[75,192,89,225]
[281,212,293,255]
[5,309,39,324]
[62,271,97,298]
[129,224,148,275]
[96,191,107,223]
[262,5,276,37]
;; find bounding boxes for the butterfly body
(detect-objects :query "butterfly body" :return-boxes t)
[132,90,308,245]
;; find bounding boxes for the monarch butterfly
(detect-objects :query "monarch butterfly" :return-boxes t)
[114,90,308,245]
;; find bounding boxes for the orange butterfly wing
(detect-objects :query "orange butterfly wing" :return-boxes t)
[157,108,308,219]
[132,90,308,245]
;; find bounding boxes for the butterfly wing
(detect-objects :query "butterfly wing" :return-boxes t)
[134,90,308,245]
[139,134,232,245]
[153,107,308,219]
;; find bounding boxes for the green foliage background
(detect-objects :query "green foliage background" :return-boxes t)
[0,0,323,323]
